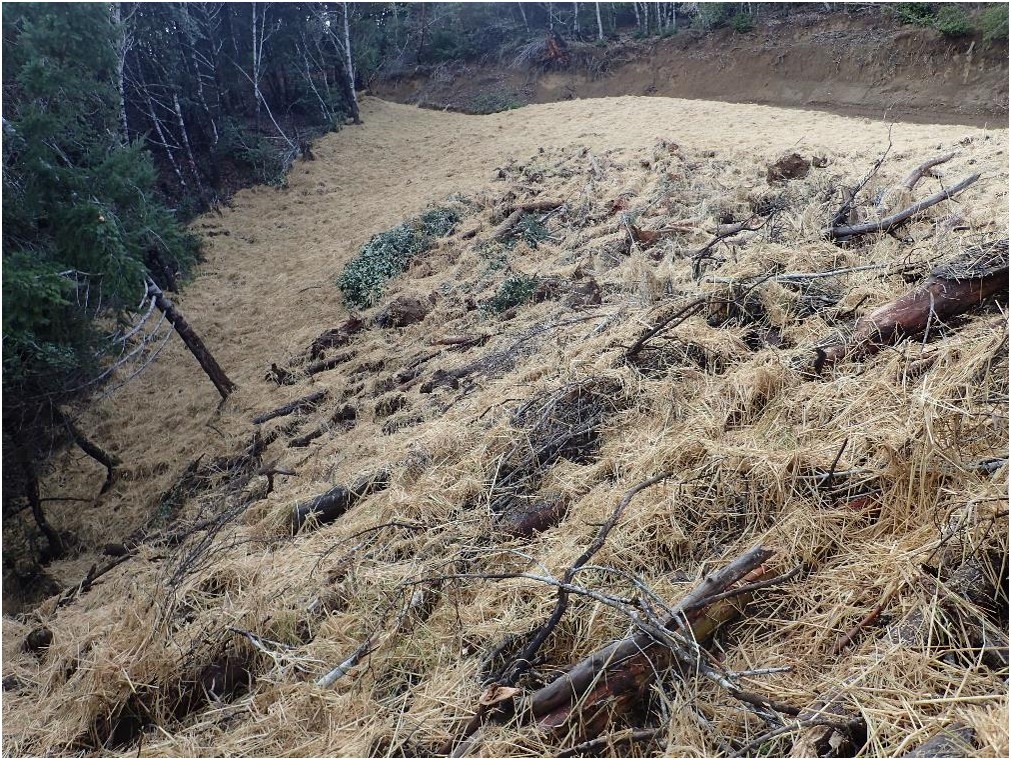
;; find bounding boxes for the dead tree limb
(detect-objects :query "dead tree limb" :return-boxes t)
[815,254,1008,370]
[902,152,956,192]
[147,280,237,400]
[15,442,65,561]
[53,407,120,493]
[530,545,777,734]
[498,472,672,686]
[252,390,329,424]
[491,200,563,240]
[828,173,979,239]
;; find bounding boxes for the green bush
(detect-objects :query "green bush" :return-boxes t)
[981,3,1009,41]
[337,208,459,308]
[695,3,731,30]
[934,5,972,36]
[469,91,522,114]
[483,274,539,314]
[895,2,937,26]
[216,118,290,186]
[729,12,755,33]
[515,213,551,248]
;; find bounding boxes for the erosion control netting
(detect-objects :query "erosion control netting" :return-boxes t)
[3,131,1008,758]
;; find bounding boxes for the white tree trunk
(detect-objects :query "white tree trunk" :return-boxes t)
[342,2,361,124]
[595,1,604,40]
[572,2,579,34]
[111,2,129,144]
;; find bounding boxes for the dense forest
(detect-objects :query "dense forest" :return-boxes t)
[2,1,1008,563]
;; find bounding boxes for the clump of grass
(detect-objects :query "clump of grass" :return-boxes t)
[483,273,539,314]
[338,207,459,308]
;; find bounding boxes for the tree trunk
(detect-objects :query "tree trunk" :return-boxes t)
[572,2,579,34]
[172,92,208,204]
[15,440,65,561]
[111,2,129,144]
[595,1,605,39]
[342,2,361,124]
[517,1,529,30]
[147,281,237,400]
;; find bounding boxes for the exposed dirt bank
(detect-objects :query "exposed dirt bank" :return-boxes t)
[373,12,1009,128]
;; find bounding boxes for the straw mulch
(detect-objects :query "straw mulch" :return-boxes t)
[3,132,1007,759]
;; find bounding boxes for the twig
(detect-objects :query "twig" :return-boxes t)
[556,728,661,758]
[499,471,672,685]
[730,716,865,757]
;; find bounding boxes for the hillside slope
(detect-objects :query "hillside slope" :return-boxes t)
[374,13,1009,127]
[3,97,1008,757]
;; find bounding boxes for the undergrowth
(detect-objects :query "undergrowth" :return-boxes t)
[338,207,460,308]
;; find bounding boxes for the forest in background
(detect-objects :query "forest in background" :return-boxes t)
[2,1,1008,566]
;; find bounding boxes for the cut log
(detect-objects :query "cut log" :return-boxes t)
[147,280,237,400]
[816,248,1008,370]
[530,546,775,736]
[252,390,329,424]
[305,350,356,376]
[828,173,979,239]
[290,469,389,533]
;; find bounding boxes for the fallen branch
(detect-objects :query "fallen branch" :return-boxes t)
[491,200,563,240]
[498,472,672,686]
[252,390,329,424]
[556,727,661,758]
[530,545,778,734]
[828,173,979,239]
[901,152,956,193]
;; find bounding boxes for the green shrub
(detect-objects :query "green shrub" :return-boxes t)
[483,274,539,314]
[729,12,755,33]
[695,3,731,30]
[515,213,551,248]
[895,2,936,26]
[981,3,1009,41]
[337,207,459,308]
[469,91,522,114]
[934,5,972,36]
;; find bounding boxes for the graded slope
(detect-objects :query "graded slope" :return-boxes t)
[3,96,1008,758]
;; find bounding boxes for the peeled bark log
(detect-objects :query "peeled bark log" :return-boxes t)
[148,281,237,400]
[817,262,1008,370]
[530,546,775,734]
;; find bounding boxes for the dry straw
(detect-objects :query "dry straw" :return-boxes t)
[4,99,1007,758]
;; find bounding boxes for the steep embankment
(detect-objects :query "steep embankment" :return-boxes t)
[3,97,1008,757]
[374,13,1008,127]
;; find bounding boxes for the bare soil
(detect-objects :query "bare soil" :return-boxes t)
[373,12,1009,128]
